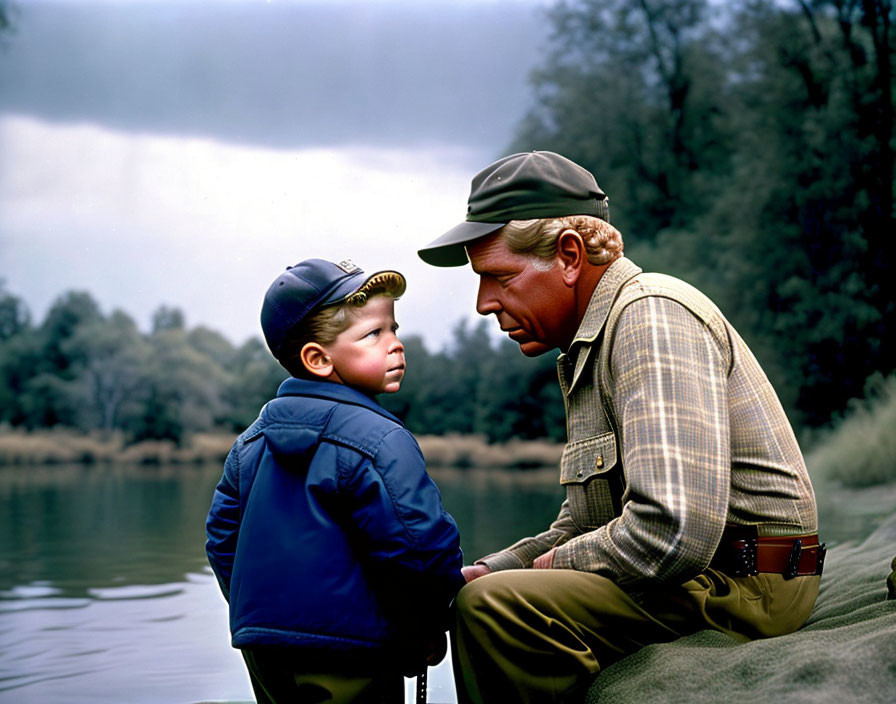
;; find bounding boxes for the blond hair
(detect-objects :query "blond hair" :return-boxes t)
[278,271,406,378]
[500,215,624,266]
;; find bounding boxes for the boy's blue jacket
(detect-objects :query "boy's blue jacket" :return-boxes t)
[205,377,464,662]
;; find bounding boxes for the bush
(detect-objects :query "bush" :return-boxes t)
[806,373,896,488]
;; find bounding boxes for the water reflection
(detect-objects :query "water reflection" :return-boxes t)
[0,462,564,703]
[6,462,880,703]
[0,465,220,601]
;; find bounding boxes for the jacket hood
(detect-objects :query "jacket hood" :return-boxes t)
[258,378,402,461]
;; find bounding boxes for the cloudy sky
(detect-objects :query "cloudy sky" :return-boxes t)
[0,0,550,349]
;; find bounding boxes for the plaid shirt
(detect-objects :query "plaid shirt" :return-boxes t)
[479,257,818,587]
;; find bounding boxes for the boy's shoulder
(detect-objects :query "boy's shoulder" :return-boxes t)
[249,377,415,460]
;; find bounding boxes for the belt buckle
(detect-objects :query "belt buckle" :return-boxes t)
[815,543,827,577]
[782,538,802,580]
[729,536,758,578]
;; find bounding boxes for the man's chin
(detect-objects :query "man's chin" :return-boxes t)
[516,340,553,357]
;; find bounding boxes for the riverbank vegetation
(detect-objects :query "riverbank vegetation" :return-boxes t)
[807,373,896,488]
[0,427,563,470]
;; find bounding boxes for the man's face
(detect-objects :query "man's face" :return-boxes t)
[467,232,576,357]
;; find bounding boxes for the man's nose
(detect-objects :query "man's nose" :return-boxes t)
[476,280,501,316]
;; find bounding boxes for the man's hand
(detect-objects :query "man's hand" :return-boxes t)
[461,564,491,583]
[533,547,556,569]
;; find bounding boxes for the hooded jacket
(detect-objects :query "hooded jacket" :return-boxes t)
[205,377,464,663]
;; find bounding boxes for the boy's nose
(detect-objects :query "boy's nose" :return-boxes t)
[389,337,404,354]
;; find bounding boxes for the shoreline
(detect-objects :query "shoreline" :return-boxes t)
[0,428,564,469]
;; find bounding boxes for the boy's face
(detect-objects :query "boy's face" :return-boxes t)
[322,295,406,395]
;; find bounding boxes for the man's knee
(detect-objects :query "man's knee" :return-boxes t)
[455,571,503,620]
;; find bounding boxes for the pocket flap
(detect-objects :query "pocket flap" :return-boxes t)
[560,432,618,485]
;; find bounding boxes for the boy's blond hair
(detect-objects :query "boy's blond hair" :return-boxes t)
[277,272,406,378]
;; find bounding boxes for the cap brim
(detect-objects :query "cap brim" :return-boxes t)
[320,269,406,306]
[417,220,506,267]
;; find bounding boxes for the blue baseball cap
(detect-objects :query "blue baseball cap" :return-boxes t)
[261,258,405,357]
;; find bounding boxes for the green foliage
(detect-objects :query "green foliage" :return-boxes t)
[806,373,896,487]
[0,287,566,444]
[512,0,895,427]
[0,290,283,444]
[380,319,566,442]
[0,1,13,39]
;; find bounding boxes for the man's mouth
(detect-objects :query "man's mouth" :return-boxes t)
[505,328,530,342]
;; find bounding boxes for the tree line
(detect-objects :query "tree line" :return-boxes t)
[510,0,894,428]
[0,286,566,445]
[2,0,893,441]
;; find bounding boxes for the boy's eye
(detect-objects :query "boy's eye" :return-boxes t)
[363,328,380,339]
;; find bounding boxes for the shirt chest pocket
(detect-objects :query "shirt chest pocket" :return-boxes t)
[559,432,621,531]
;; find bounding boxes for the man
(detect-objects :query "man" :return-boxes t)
[417,151,824,704]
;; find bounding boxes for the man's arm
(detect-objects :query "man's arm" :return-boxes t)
[472,499,580,576]
[551,296,731,586]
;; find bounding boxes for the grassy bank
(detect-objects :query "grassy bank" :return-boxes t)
[0,429,236,466]
[804,372,896,487]
[0,428,563,469]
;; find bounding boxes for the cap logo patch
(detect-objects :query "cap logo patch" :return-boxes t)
[335,259,361,274]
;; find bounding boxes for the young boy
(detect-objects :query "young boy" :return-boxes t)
[206,258,464,703]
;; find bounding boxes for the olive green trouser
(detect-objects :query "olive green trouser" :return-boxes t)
[452,568,820,704]
[241,648,403,704]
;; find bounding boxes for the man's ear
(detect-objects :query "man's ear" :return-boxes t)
[556,228,586,286]
[300,342,335,379]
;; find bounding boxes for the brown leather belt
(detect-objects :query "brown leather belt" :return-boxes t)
[710,524,826,580]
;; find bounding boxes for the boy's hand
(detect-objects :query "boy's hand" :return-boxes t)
[461,564,491,582]
[424,631,448,666]
[401,631,447,676]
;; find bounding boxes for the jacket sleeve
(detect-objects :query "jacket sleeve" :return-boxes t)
[205,445,241,602]
[339,428,464,628]
[477,500,581,571]
[552,296,731,586]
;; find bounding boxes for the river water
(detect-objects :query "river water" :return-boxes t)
[1,462,888,704]
[0,463,563,704]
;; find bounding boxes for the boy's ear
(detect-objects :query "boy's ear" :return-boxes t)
[300,342,334,379]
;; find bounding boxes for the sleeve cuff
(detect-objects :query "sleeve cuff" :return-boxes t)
[477,551,526,572]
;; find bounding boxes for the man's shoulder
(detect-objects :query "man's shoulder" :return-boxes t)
[614,271,726,330]
[620,271,709,305]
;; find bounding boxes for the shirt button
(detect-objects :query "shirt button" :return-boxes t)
[595,455,604,470]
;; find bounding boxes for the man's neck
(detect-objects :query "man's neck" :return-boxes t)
[571,262,611,340]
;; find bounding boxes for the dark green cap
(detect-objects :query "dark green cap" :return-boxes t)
[418,151,609,267]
